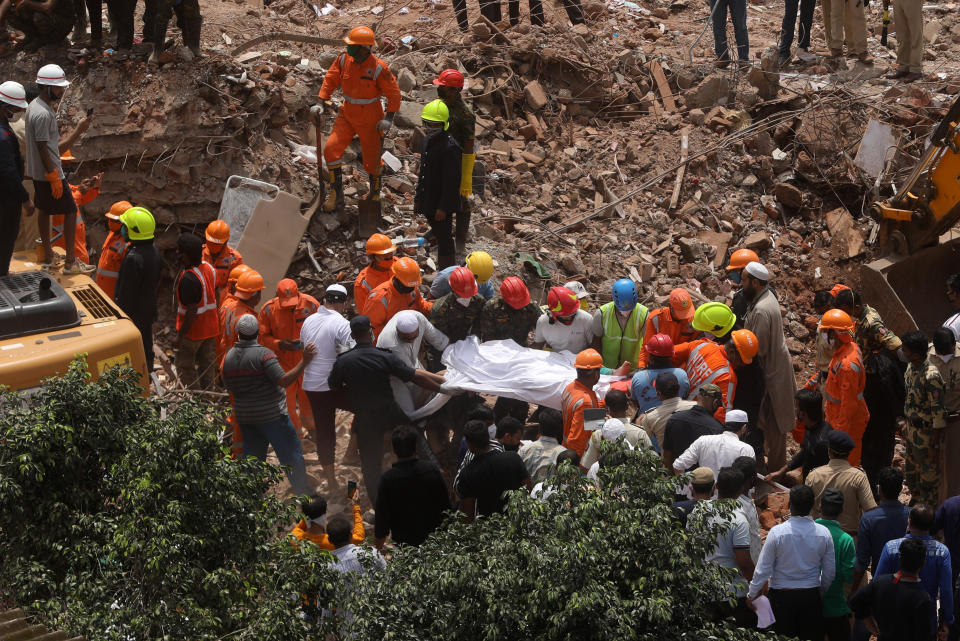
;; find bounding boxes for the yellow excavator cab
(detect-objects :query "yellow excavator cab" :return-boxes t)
[0,251,148,394]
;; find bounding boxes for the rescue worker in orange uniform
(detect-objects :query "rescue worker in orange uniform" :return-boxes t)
[316,25,402,213]
[218,269,264,367]
[561,348,606,456]
[726,247,759,328]
[366,256,433,338]
[174,233,220,390]
[220,263,251,307]
[258,278,320,435]
[816,309,870,467]
[202,220,243,301]
[95,200,132,299]
[636,287,699,369]
[217,264,253,363]
[354,232,396,314]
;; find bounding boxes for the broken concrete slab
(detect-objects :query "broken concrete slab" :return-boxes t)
[744,230,772,250]
[524,81,548,110]
[825,207,866,258]
[686,74,729,109]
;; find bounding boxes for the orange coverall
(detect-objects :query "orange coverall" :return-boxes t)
[366,279,433,338]
[636,306,700,368]
[672,338,737,423]
[202,244,243,300]
[96,229,130,300]
[561,379,605,456]
[824,340,870,466]
[218,296,257,457]
[289,503,364,550]
[354,260,394,315]
[258,291,320,432]
[51,184,96,263]
[318,52,402,175]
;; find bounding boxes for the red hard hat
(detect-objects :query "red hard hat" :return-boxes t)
[449,266,479,298]
[433,69,465,88]
[645,333,674,358]
[500,276,530,310]
[547,286,579,318]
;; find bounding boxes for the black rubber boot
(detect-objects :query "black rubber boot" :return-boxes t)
[455,195,471,255]
[323,167,344,212]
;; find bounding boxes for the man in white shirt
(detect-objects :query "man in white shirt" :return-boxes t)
[301,284,355,487]
[672,409,755,478]
[639,371,696,452]
[519,408,567,484]
[747,484,836,640]
[531,286,595,354]
[376,309,449,415]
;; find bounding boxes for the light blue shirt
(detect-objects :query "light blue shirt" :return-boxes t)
[631,367,690,413]
[747,515,836,598]
[876,534,953,626]
[430,266,495,300]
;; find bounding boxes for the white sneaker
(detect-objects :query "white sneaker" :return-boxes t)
[63,261,96,275]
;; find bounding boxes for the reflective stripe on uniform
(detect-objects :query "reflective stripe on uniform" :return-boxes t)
[177,264,217,315]
[849,361,861,373]
[343,94,382,105]
[97,268,119,278]
[372,64,384,81]
[824,392,840,404]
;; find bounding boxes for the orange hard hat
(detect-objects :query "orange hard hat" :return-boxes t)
[818,309,854,332]
[449,266,479,298]
[668,288,695,320]
[60,149,76,163]
[500,276,530,310]
[433,69,465,89]
[547,286,579,318]
[228,263,252,283]
[730,329,759,364]
[392,257,421,287]
[645,333,674,358]
[726,248,759,271]
[574,348,603,370]
[235,270,265,299]
[205,220,231,244]
[366,233,395,255]
[277,278,299,308]
[107,200,132,221]
[344,25,376,46]
[829,283,850,298]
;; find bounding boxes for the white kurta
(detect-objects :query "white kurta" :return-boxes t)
[376,311,449,414]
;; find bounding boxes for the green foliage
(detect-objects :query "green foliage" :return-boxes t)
[341,442,784,641]
[0,360,342,641]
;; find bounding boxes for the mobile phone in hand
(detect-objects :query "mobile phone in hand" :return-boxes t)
[86,107,94,116]
[347,480,357,499]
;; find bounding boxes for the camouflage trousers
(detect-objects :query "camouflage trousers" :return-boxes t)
[905,422,942,507]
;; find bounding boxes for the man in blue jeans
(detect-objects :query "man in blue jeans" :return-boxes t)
[710,0,748,67]
[779,0,815,66]
[221,313,313,495]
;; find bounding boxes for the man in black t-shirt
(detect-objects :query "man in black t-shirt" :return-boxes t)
[455,420,532,521]
[662,384,724,468]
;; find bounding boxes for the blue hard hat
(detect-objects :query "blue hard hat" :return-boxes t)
[612,278,638,311]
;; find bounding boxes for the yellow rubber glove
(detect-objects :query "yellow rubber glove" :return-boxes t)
[44,171,63,199]
[460,153,476,197]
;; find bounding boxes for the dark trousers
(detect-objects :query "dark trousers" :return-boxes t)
[71,0,103,39]
[779,0,814,55]
[711,597,758,628]
[426,210,455,268]
[355,403,409,504]
[152,0,201,50]
[142,0,158,42]
[824,614,852,641]
[132,318,154,372]
[305,389,351,466]
[7,9,74,44]
[769,588,823,640]
[861,368,900,493]
[107,0,135,48]
[710,0,748,61]
[0,202,21,277]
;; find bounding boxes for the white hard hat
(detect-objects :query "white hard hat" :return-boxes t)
[36,64,70,87]
[0,81,28,109]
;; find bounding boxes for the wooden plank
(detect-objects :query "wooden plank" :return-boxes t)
[647,60,676,112]
[669,130,690,210]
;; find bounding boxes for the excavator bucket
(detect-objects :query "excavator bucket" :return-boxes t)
[862,93,960,336]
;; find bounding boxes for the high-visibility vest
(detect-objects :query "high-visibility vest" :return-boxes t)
[599,302,649,369]
[202,245,243,296]
[96,232,130,299]
[683,340,736,412]
[175,262,218,340]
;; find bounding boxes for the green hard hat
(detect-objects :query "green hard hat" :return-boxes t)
[692,302,736,338]
[421,99,450,130]
[120,206,156,241]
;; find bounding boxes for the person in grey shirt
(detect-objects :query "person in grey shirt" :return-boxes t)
[221,314,315,495]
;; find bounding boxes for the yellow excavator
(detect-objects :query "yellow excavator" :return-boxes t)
[0,251,147,394]
[863,97,960,336]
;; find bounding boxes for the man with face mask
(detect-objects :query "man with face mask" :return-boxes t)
[316,25,402,223]
[354,233,395,315]
[817,309,870,467]
[428,266,484,344]
[532,286,595,354]
[0,80,33,277]
[725,248,758,327]
[414,99,462,269]
[433,70,475,255]
[113,206,162,372]
[26,64,92,274]
[95,200,132,299]
[591,278,649,373]
[366,256,433,339]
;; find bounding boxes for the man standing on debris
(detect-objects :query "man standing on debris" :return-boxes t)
[202,220,243,302]
[630,334,690,414]
[726,248,758,325]
[836,289,904,491]
[0,80,32,278]
[822,0,871,64]
[258,279,320,436]
[433,70,476,255]
[637,288,698,369]
[429,266,484,343]
[376,309,448,415]
[560,348,605,456]
[114,207,162,373]
[3,0,74,50]
[174,233,219,390]
[639,371,696,452]
[740,261,797,472]
[806,430,877,536]
[709,0,749,68]
[591,278,649,372]
[902,330,947,507]
[414,99,462,270]
[816,309,869,466]
[95,201,132,299]
[886,0,924,82]
[354,233,395,315]
[148,0,202,64]
[218,269,264,368]
[778,0,815,66]
[476,276,540,345]
[366,256,433,338]
[26,64,92,274]
[929,328,960,501]
[765,389,832,483]
[532,286,595,354]
[317,25,401,224]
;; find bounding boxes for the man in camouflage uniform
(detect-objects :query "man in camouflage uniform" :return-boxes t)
[837,289,906,493]
[433,69,476,255]
[476,277,540,347]
[901,330,947,506]
[425,271,484,370]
